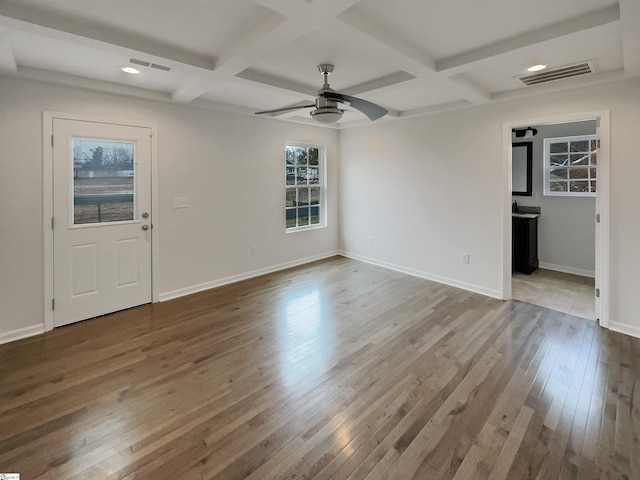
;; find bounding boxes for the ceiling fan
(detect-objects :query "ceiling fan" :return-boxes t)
[255,64,388,124]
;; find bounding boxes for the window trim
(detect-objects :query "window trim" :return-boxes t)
[285,142,327,232]
[543,134,597,197]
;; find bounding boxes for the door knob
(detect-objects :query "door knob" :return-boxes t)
[142,225,150,231]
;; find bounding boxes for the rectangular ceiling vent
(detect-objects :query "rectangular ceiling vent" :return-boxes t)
[129,58,171,72]
[516,61,595,86]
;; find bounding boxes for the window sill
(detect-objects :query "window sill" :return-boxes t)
[286,224,327,234]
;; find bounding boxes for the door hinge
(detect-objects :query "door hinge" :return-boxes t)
[596,214,600,223]
[596,288,600,298]
[52,298,55,310]
[51,135,54,148]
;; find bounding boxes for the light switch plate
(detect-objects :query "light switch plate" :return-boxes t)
[173,196,189,209]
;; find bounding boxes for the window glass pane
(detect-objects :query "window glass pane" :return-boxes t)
[570,181,589,192]
[550,142,568,153]
[590,168,597,179]
[286,209,297,228]
[590,140,598,152]
[295,147,307,166]
[550,181,567,192]
[310,206,320,224]
[308,148,319,166]
[569,168,589,179]
[310,187,320,205]
[549,168,567,180]
[296,167,308,185]
[286,189,296,207]
[570,141,589,152]
[591,153,597,165]
[298,187,309,206]
[570,154,589,165]
[286,147,295,165]
[286,166,296,185]
[590,181,597,192]
[549,154,568,166]
[297,207,309,226]
[308,167,319,184]
[73,138,135,225]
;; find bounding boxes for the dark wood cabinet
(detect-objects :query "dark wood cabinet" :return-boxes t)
[512,215,539,274]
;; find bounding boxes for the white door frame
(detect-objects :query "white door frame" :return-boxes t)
[502,110,611,328]
[43,111,160,332]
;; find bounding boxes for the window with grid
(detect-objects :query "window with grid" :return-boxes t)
[285,143,325,231]
[544,135,597,196]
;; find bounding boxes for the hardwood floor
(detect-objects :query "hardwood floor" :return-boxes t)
[0,256,638,479]
[512,269,596,320]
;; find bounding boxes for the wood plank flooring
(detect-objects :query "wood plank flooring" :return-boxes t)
[0,256,638,479]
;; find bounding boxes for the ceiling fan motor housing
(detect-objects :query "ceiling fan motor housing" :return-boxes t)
[311,64,344,123]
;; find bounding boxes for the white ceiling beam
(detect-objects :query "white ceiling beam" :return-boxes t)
[342,71,415,96]
[620,0,640,77]
[337,9,436,71]
[252,0,363,18]
[14,66,173,101]
[436,5,621,75]
[446,74,492,104]
[399,100,473,119]
[491,69,626,102]
[173,0,368,103]
[0,27,17,73]
[335,10,490,104]
[171,15,309,102]
[236,69,318,97]
[0,6,216,70]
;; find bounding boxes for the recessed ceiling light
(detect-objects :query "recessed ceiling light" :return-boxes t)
[121,66,140,75]
[527,64,546,72]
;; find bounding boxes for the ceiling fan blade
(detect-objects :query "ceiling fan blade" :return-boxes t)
[321,92,387,121]
[255,104,316,115]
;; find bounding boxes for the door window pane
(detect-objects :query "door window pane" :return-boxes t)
[73,138,135,225]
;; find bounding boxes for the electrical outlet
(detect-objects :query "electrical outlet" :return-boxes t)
[250,245,257,255]
[462,253,470,264]
[173,196,189,209]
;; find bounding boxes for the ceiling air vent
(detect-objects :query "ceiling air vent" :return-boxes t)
[129,58,171,72]
[516,61,594,86]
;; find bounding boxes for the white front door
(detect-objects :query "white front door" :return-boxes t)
[52,119,152,327]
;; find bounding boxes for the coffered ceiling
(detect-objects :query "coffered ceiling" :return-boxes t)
[0,0,638,127]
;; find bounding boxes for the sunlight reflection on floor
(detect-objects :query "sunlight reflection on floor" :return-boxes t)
[277,284,334,388]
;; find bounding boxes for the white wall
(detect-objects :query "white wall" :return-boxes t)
[0,75,339,342]
[513,121,597,276]
[338,78,640,337]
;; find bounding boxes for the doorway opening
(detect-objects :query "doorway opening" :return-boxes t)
[502,111,610,328]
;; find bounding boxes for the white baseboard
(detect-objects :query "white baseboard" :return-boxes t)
[608,321,640,339]
[158,251,341,302]
[0,324,45,346]
[538,262,595,278]
[339,251,503,300]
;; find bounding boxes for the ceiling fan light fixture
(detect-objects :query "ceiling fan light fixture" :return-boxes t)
[310,107,344,124]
